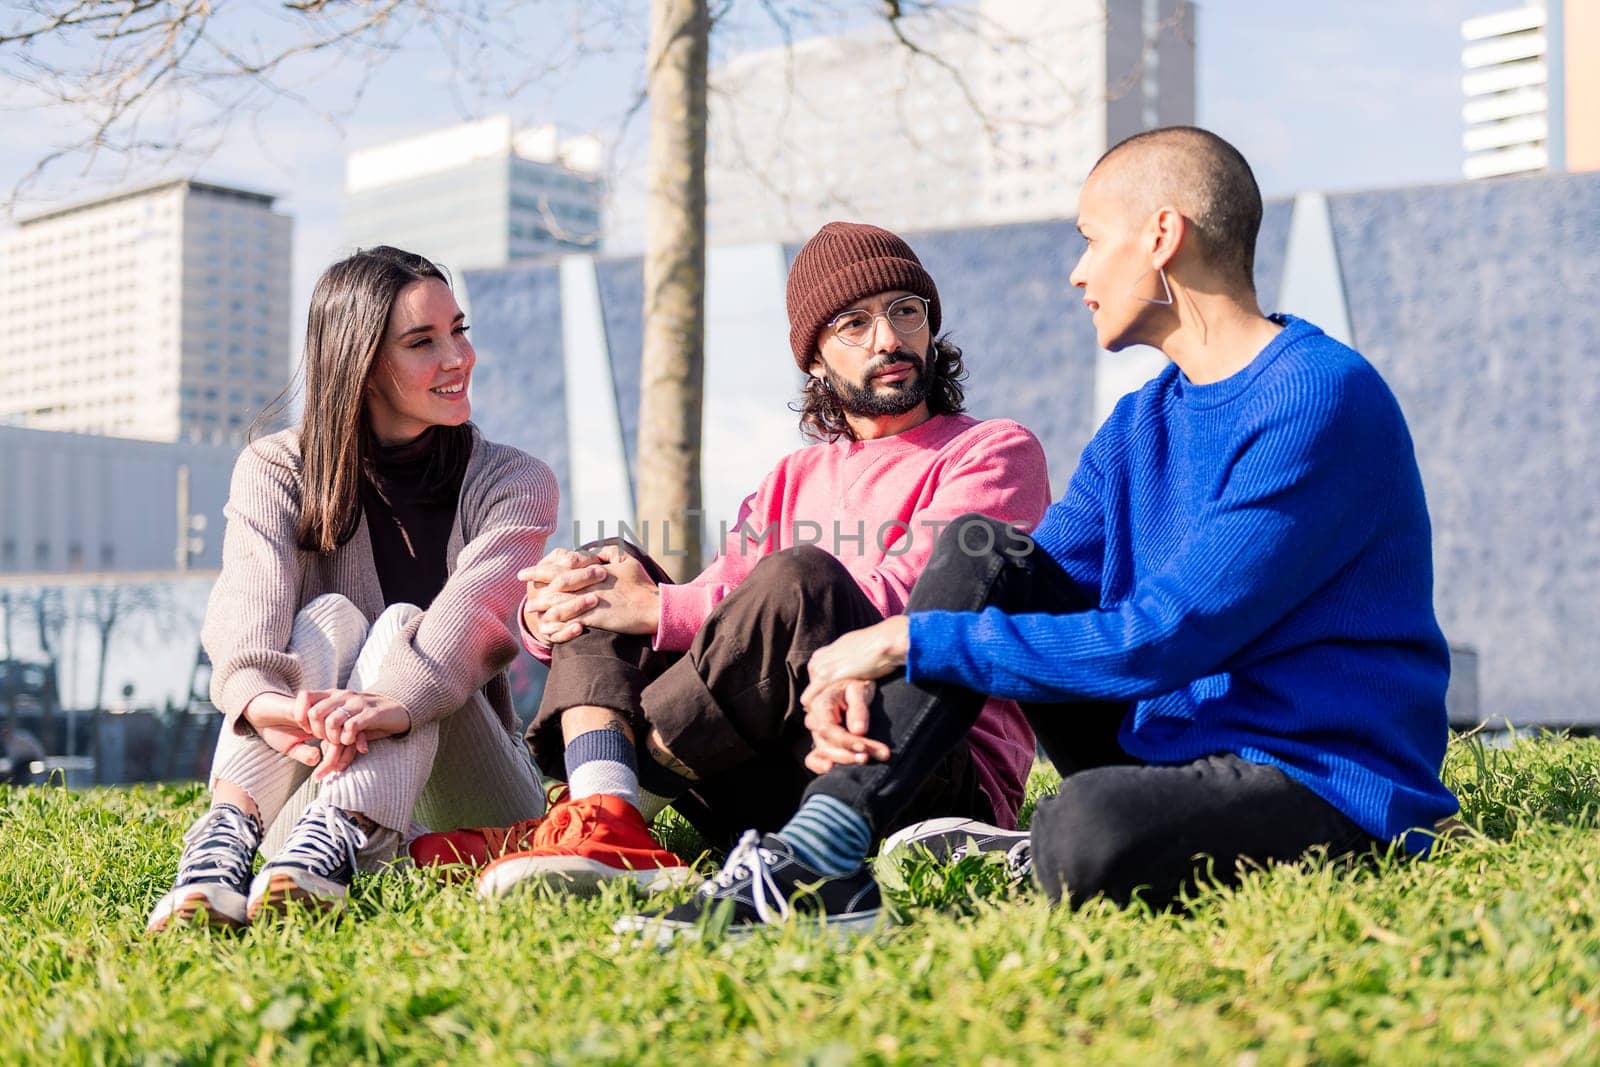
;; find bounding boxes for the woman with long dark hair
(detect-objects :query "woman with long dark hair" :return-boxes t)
[148,246,557,930]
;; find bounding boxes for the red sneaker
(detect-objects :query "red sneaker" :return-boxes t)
[477,794,694,898]
[409,786,568,879]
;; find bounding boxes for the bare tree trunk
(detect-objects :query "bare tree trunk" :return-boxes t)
[638,0,709,582]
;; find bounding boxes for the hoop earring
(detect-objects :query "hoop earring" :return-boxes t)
[1131,266,1173,306]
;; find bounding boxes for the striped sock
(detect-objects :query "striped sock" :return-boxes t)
[776,795,872,876]
[564,728,641,811]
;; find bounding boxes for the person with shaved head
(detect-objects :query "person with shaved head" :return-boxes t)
[627,126,1458,935]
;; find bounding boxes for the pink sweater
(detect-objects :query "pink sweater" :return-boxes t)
[531,413,1052,825]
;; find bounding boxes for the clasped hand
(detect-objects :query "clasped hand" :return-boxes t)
[799,615,911,774]
[519,544,661,645]
[243,689,411,780]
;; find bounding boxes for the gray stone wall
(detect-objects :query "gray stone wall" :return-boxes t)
[1329,172,1600,726]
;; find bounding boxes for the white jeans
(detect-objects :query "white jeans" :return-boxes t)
[209,594,545,868]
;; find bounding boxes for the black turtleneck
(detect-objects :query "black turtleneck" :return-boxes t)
[360,428,465,610]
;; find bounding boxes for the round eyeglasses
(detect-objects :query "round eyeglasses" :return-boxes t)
[826,295,929,347]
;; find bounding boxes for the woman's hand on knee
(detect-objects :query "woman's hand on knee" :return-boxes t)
[801,617,911,705]
[313,738,363,780]
[303,689,412,747]
[242,691,303,733]
[257,723,324,768]
[803,679,890,774]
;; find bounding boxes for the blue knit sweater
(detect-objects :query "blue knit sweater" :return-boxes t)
[908,316,1458,851]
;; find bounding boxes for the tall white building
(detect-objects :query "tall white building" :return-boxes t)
[0,180,292,443]
[1461,1,1599,179]
[706,0,1195,244]
[343,116,606,274]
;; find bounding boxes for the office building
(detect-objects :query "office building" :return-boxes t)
[0,425,232,575]
[342,116,605,273]
[1461,1,1600,179]
[0,180,292,443]
[705,0,1195,243]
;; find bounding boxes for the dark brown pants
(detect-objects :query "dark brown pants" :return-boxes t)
[526,544,993,848]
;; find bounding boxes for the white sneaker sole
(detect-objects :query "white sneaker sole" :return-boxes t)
[147,884,249,933]
[612,907,885,946]
[477,856,697,900]
[246,868,349,920]
[879,817,1026,861]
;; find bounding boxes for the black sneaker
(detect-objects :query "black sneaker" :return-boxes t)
[879,817,1033,884]
[247,803,367,919]
[147,803,263,932]
[614,830,883,943]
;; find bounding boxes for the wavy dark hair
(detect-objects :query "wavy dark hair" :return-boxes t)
[253,245,474,553]
[793,336,967,443]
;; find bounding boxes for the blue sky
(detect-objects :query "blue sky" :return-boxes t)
[4,1,1511,318]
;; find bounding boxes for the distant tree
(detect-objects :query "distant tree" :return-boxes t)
[79,582,171,779]
[30,586,66,749]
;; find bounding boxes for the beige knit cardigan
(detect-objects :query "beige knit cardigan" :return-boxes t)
[202,427,559,734]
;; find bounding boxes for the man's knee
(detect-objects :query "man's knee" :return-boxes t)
[906,513,1021,613]
[752,544,848,585]
[576,536,675,585]
[740,546,856,610]
[705,546,871,642]
[932,513,1020,566]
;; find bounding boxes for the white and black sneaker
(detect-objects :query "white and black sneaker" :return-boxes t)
[247,803,367,920]
[879,817,1034,884]
[615,830,884,944]
[147,803,263,933]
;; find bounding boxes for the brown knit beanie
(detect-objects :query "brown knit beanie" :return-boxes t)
[786,221,941,369]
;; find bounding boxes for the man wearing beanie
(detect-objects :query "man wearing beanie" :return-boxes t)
[409,221,1051,904]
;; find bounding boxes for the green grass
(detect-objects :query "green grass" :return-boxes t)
[3,734,1600,1064]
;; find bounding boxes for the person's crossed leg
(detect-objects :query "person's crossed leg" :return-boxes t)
[414,542,992,900]
[618,515,1380,937]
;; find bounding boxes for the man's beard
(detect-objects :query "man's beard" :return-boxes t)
[824,347,930,417]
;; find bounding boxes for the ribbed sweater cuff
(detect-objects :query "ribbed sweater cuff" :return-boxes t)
[654,583,716,652]
[384,671,451,733]
[518,598,554,663]
[906,611,978,687]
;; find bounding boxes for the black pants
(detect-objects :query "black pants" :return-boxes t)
[527,543,993,848]
[807,514,1378,909]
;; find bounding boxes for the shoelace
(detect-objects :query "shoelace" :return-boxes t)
[532,797,598,850]
[703,830,789,925]
[950,838,1033,881]
[277,805,368,878]
[473,818,544,857]
[176,806,260,887]
[1004,840,1033,881]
